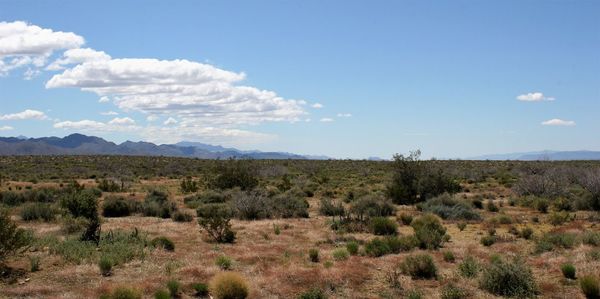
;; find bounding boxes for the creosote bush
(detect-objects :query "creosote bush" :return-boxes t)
[102,196,137,217]
[417,193,480,220]
[411,214,447,249]
[401,253,437,279]
[479,257,538,298]
[458,256,479,278]
[370,217,398,235]
[20,202,57,221]
[209,272,249,299]
[197,203,236,243]
[0,209,32,265]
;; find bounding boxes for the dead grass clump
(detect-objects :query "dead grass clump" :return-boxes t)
[209,272,249,299]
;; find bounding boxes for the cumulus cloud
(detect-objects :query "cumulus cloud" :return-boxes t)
[46,48,110,70]
[54,118,138,132]
[0,21,84,75]
[98,96,110,103]
[0,125,14,131]
[100,111,119,116]
[163,117,178,125]
[516,92,555,102]
[311,103,323,108]
[320,117,334,122]
[0,109,47,120]
[46,58,307,128]
[541,118,575,126]
[337,113,352,118]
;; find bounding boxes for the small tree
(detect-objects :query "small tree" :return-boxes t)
[0,209,32,266]
[210,159,258,191]
[197,203,236,243]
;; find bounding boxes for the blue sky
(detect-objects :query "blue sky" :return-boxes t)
[0,0,598,159]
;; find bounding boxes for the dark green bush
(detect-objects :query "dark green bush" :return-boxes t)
[349,195,395,221]
[298,288,327,299]
[346,241,359,255]
[560,263,576,279]
[480,235,496,247]
[167,279,181,297]
[411,214,447,249]
[370,217,398,235]
[142,190,177,218]
[319,198,345,217]
[197,203,236,243]
[150,236,175,251]
[520,227,534,239]
[20,202,57,221]
[443,251,455,263]
[401,253,437,279]
[102,196,135,217]
[192,283,209,296]
[0,209,32,265]
[98,256,113,276]
[184,190,227,209]
[171,210,194,222]
[210,160,258,191]
[180,177,199,193]
[399,213,413,225]
[440,283,468,299]
[0,191,25,206]
[458,256,479,278]
[154,290,170,299]
[479,257,538,298]
[535,232,579,253]
[308,248,319,262]
[580,274,600,299]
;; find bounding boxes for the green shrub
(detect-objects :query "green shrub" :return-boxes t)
[549,211,571,226]
[197,203,236,243]
[29,255,40,272]
[298,288,327,299]
[535,232,579,253]
[332,248,349,261]
[443,251,455,263]
[411,214,447,249]
[401,253,437,279]
[580,275,600,299]
[192,283,209,296]
[319,198,345,216]
[480,235,496,247]
[209,272,249,299]
[60,189,100,219]
[520,227,534,240]
[308,248,319,262]
[386,235,419,253]
[346,241,359,255]
[216,255,233,270]
[457,222,467,231]
[108,286,142,299]
[97,179,123,192]
[399,213,413,225]
[20,202,57,221]
[0,209,32,265]
[167,279,181,297]
[150,236,175,251]
[486,200,499,212]
[479,257,538,298]
[535,198,550,213]
[418,193,480,220]
[99,256,113,276]
[458,256,479,278]
[440,283,468,299]
[171,210,194,222]
[349,195,395,221]
[370,217,398,235]
[210,160,258,191]
[560,263,576,279]
[102,196,135,217]
[142,190,177,219]
[0,191,25,206]
[472,198,483,209]
[364,238,391,257]
[180,177,199,194]
[582,231,600,246]
[154,289,170,299]
[405,290,423,299]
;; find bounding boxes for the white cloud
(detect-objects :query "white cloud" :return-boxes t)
[46,48,110,70]
[163,117,178,125]
[146,115,159,122]
[516,92,555,102]
[0,109,47,120]
[337,113,352,118]
[54,118,138,132]
[320,117,334,122]
[0,125,14,131]
[541,118,575,126]
[311,103,323,108]
[107,117,135,125]
[98,96,110,103]
[0,21,84,75]
[100,111,119,116]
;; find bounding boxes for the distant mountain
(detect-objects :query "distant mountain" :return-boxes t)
[469,150,600,161]
[0,133,328,160]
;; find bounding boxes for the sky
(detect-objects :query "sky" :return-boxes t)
[0,0,599,159]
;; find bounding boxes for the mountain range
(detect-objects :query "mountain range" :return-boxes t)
[0,134,326,160]
[467,150,600,161]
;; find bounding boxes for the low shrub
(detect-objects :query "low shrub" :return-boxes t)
[479,257,538,298]
[472,198,483,209]
[365,238,390,257]
[440,283,468,299]
[171,210,194,222]
[417,193,481,220]
[580,275,600,299]
[399,213,413,225]
[20,202,56,221]
[411,214,447,249]
[197,203,236,243]
[560,263,576,279]
[520,227,534,240]
[184,190,227,209]
[582,230,600,246]
[167,279,181,298]
[104,286,142,299]
[216,255,233,270]
[480,235,496,247]
[29,255,40,272]
[370,217,398,235]
[298,288,327,299]
[386,235,419,253]
[486,200,499,212]
[150,236,175,251]
[443,251,455,263]
[102,196,136,217]
[332,248,349,261]
[209,272,249,299]
[308,248,319,262]
[457,222,467,231]
[400,253,437,279]
[319,198,345,216]
[346,241,359,255]
[405,290,423,299]
[99,256,113,276]
[154,290,170,299]
[0,209,32,264]
[458,256,479,278]
[535,232,579,253]
[192,283,209,296]
[549,211,571,226]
